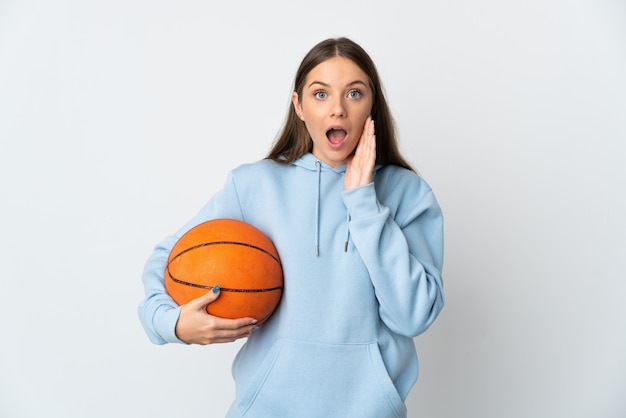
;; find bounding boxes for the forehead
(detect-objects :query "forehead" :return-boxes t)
[304,56,369,87]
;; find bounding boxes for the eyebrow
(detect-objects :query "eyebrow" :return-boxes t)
[307,80,369,89]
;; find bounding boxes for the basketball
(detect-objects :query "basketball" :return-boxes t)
[164,218,283,325]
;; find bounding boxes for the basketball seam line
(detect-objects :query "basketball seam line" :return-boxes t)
[167,275,283,293]
[169,240,281,265]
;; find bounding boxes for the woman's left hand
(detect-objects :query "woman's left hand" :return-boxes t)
[344,116,376,190]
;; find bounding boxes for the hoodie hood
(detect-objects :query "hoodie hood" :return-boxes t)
[291,151,383,176]
[291,152,347,173]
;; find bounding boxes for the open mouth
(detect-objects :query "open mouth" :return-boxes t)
[326,128,347,146]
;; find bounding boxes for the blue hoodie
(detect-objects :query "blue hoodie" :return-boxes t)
[139,152,444,418]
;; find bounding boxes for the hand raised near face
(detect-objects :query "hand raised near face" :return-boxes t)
[344,116,376,191]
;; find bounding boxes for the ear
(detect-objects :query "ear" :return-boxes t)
[291,92,303,120]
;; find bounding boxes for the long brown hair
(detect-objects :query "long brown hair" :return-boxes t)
[266,37,415,172]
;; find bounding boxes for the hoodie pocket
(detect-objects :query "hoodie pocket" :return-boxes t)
[237,339,406,418]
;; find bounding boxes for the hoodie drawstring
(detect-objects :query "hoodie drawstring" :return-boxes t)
[315,160,321,256]
[344,213,350,252]
[314,159,351,256]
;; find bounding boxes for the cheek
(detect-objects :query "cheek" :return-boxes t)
[302,111,325,132]
[354,102,373,122]
[303,121,325,144]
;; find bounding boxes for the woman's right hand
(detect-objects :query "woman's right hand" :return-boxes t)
[175,287,258,345]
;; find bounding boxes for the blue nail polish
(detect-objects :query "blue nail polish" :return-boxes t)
[212,285,220,294]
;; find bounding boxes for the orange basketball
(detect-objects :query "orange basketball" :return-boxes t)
[164,218,283,325]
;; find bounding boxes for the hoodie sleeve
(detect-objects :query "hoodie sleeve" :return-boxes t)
[137,171,244,344]
[342,173,444,338]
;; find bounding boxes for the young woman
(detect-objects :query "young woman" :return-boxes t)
[139,37,444,418]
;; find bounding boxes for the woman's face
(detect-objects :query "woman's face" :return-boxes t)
[292,57,373,168]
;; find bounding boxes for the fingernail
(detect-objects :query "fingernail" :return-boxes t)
[212,285,220,294]
[251,326,260,333]
[249,319,258,325]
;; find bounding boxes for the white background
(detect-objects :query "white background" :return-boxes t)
[1,1,625,417]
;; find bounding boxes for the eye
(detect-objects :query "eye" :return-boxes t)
[348,90,362,99]
[314,91,327,100]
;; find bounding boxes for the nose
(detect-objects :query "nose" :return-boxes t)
[330,96,346,118]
